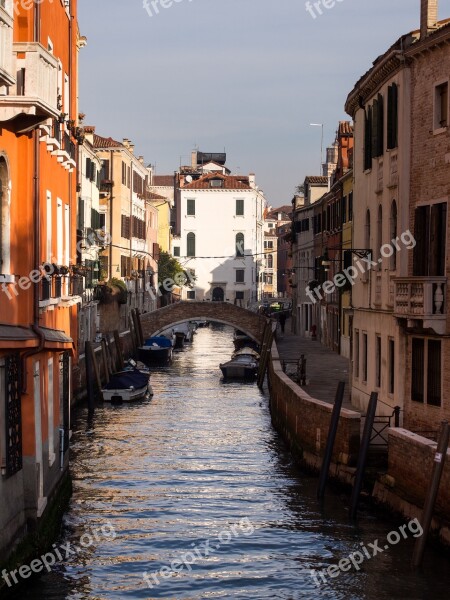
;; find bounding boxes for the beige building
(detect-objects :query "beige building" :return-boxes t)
[345,0,449,425]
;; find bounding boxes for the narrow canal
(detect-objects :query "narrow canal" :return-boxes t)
[13,325,450,599]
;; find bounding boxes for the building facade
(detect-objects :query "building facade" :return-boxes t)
[175,167,265,305]
[0,0,79,560]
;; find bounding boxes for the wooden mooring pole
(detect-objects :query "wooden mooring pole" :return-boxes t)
[412,420,449,568]
[317,381,346,501]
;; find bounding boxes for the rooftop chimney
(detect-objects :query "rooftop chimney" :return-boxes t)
[421,0,438,39]
[249,173,256,188]
[191,150,197,169]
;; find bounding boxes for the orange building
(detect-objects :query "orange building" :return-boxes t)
[0,0,80,560]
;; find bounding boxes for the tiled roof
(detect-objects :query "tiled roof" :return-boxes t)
[305,176,328,185]
[182,173,251,190]
[146,191,167,201]
[93,134,123,149]
[153,175,174,186]
[339,121,353,135]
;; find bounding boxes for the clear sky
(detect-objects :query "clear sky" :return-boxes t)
[78,0,432,206]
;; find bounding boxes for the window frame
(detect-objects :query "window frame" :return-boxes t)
[433,79,449,133]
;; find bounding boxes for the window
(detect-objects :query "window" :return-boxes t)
[390,201,397,270]
[362,333,368,382]
[354,329,359,378]
[341,195,347,224]
[364,106,373,170]
[376,205,382,268]
[122,161,127,185]
[235,269,245,283]
[265,275,273,285]
[413,203,447,276]
[235,291,244,300]
[64,205,70,266]
[236,199,244,216]
[173,246,180,257]
[57,199,63,265]
[434,82,448,130]
[375,336,381,388]
[121,215,131,239]
[372,94,384,158]
[121,255,131,277]
[47,192,52,262]
[236,233,244,257]
[210,178,223,188]
[363,210,370,281]
[48,358,55,465]
[412,338,441,406]
[186,290,196,300]
[388,338,395,394]
[187,199,195,216]
[267,254,273,269]
[387,83,398,149]
[348,192,353,221]
[264,241,274,249]
[187,232,195,257]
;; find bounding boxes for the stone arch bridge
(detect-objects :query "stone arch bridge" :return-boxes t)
[139,302,267,343]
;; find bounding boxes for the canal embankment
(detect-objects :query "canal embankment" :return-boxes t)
[269,330,450,547]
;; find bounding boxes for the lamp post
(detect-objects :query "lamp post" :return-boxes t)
[310,123,324,175]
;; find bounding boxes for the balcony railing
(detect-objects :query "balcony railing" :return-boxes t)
[0,4,15,88]
[394,277,447,334]
[0,42,59,128]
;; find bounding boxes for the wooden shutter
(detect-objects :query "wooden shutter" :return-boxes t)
[413,206,428,276]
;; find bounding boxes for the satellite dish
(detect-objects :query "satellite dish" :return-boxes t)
[185,175,193,183]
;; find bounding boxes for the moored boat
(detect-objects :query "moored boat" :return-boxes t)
[102,367,151,403]
[220,347,259,380]
[138,336,173,364]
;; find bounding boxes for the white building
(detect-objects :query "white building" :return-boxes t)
[174,169,265,305]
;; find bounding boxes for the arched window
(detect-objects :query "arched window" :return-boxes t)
[235,233,244,257]
[186,232,195,257]
[0,157,11,274]
[267,254,273,269]
[390,200,397,270]
[364,210,371,281]
[377,205,382,269]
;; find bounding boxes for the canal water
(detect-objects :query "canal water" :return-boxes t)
[12,324,450,599]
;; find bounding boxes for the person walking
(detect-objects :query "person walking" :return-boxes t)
[279,311,287,334]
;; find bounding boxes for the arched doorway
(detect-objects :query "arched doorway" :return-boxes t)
[212,287,224,302]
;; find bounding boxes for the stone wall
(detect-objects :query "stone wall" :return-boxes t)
[268,341,361,484]
[374,428,450,545]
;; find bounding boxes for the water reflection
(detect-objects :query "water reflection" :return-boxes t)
[11,324,450,600]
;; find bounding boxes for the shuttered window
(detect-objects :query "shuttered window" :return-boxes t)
[412,338,441,407]
[364,107,372,170]
[411,338,425,403]
[121,215,131,239]
[413,203,447,276]
[187,232,195,257]
[387,83,398,150]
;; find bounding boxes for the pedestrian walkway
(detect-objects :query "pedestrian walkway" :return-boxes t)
[275,321,359,413]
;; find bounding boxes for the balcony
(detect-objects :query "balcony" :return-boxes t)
[0,4,15,88]
[394,277,447,334]
[0,42,59,132]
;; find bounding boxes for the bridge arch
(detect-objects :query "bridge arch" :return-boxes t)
[139,302,267,343]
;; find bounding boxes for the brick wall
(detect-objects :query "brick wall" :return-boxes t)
[140,301,267,342]
[268,342,361,481]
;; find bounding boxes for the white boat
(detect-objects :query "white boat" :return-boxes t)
[102,362,152,403]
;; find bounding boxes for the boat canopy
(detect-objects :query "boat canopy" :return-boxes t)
[144,336,172,348]
[103,369,149,390]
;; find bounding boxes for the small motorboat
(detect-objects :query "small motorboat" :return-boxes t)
[138,336,173,364]
[233,330,259,352]
[160,329,176,347]
[173,322,194,346]
[192,320,209,328]
[102,366,151,403]
[220,348,259,380]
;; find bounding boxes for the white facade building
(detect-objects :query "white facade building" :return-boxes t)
[175,170,265,305]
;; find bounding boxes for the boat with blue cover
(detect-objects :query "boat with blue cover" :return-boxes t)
[138,336,173,364]
[102,367,151,403]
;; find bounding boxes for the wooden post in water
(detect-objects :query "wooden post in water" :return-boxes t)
[412,421,449,568]
[101,338,110,383]
[257,320,276,389]
[135,308,144,347]
[86,341,102,399]
[349,391,378,519]
[85,341,95,412]
[317,381,346,500]
[113,330,124,370]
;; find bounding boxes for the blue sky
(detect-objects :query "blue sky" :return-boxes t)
[78,0,431,205]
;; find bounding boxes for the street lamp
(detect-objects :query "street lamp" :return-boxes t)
[310,123,324,175]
